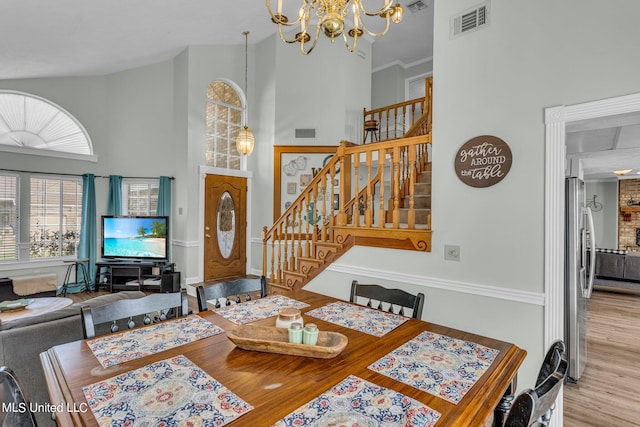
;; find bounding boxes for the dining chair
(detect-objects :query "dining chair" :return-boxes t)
[349,280,425,319]
[81,289,188,339]
[196,276,267,312]
[0,366,37,427]
[502,340,567,427]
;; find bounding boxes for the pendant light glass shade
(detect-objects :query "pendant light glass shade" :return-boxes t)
[237,125,255,155]
[236,30,255,156]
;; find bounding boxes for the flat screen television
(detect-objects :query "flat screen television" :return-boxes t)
[101,216,169,261]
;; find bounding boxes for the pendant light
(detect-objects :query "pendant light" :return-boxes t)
[236,30,255,156]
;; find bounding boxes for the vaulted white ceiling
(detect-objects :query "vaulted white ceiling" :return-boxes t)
[0,0,433,80]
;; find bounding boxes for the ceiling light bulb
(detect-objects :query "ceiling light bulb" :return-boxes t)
[613,169,633,176]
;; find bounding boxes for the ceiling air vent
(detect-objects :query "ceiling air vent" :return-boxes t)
[407,1,427,13]
[450,1,490,39]
[295,128,316,139]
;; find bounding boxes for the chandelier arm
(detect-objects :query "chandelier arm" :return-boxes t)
[358,14,391,37]
[353,0,394,17]
[265,0,305,26]
[342,30,358,52]
[300,24,322,55]
[278,25,304,43]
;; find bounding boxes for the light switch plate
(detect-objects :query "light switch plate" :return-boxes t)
[444,245,460,261]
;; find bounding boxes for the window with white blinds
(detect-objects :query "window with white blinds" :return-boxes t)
[0,174,19,261]
[123,180,159,216]
[30,177,82,258]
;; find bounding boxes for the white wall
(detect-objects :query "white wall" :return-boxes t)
[586,180,618,249]
[306,0,640,393]
[0,35,373,290]
[0,62,178,280]
[372,59,433,108]
[5,0,640,398]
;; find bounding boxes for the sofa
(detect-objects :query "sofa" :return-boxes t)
[0,291,146,426]
[0,276,57,300]
[593,249,640,292]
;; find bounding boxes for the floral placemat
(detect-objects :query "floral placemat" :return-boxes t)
[368,331,500,404]
[213,295,309,325]
[87,315,223,368]
[83,355,253,426]
[305,301,409,336]
[272,374,440,427]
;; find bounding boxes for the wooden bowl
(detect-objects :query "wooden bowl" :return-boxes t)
[226,325,348,359]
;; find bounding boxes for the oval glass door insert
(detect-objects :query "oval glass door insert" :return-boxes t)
[217,191,235,258]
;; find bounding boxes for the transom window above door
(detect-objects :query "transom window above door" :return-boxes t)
[205,81,244,170]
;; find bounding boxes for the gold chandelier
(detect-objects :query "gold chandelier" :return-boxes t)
[266,0,404,55]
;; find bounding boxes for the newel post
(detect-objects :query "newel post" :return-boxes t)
[335,142,351,226]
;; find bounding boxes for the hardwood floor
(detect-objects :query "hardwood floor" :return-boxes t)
[563,288,640,426]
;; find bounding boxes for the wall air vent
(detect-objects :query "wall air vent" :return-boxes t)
[295,128,316,139]
[407,1,427,13]
[450,1,490,39]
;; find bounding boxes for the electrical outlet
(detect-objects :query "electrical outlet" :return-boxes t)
[444,245,460,261]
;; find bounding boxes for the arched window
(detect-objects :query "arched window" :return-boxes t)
[206,81,244,170]
[0,90,94,161]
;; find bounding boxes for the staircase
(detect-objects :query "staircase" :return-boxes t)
[263,78,433,294]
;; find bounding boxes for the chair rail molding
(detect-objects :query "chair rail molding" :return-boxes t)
[327,262,544,306]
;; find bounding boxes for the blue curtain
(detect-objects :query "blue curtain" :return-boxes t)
[107,175,122,216]
[78,173,96,290]
[156,176,171,217]
[157,176,172,261]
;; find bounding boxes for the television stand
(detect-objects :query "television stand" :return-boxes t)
[95,260,168,292]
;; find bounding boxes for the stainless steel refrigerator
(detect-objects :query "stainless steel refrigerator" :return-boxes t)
[565,177,596,382]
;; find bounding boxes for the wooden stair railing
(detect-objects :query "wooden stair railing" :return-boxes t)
[363,77,432,143]
[263,77,433,292]
[263,134,432,292]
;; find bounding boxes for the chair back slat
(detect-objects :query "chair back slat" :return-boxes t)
[504,340,568,427]
[82,290,188,339]
[349,280,425,319]
[196,276,267,312]
[0,366,37,426]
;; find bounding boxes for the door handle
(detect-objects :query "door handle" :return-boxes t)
[205,234,211,238]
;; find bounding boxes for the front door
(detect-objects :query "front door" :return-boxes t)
[204,174,247,280]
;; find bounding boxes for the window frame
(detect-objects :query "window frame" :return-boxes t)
[122,179,160,217]
[29,175,83,260]
[0,173,20,262]
[0,90,97,163]
[205,79,247,171]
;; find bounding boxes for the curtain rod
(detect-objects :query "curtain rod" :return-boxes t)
[0,168,174,180]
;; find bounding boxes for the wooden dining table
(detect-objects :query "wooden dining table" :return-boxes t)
[40,289,526,426]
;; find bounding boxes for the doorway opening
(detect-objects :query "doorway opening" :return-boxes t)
[545,91,640,423]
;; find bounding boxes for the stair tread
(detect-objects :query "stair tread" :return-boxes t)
[298,257,324,264]
[283,270,306,278]
[314,242,342,248]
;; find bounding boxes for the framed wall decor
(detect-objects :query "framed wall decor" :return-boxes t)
[299,174,312,187]
[454,135,513,188]
[286,182,297,194]
[274,145,338,219]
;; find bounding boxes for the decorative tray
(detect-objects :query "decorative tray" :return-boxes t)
[226,325,348,359]
[0,299,32,312]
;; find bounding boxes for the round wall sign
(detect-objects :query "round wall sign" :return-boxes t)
[454,135,513,188]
